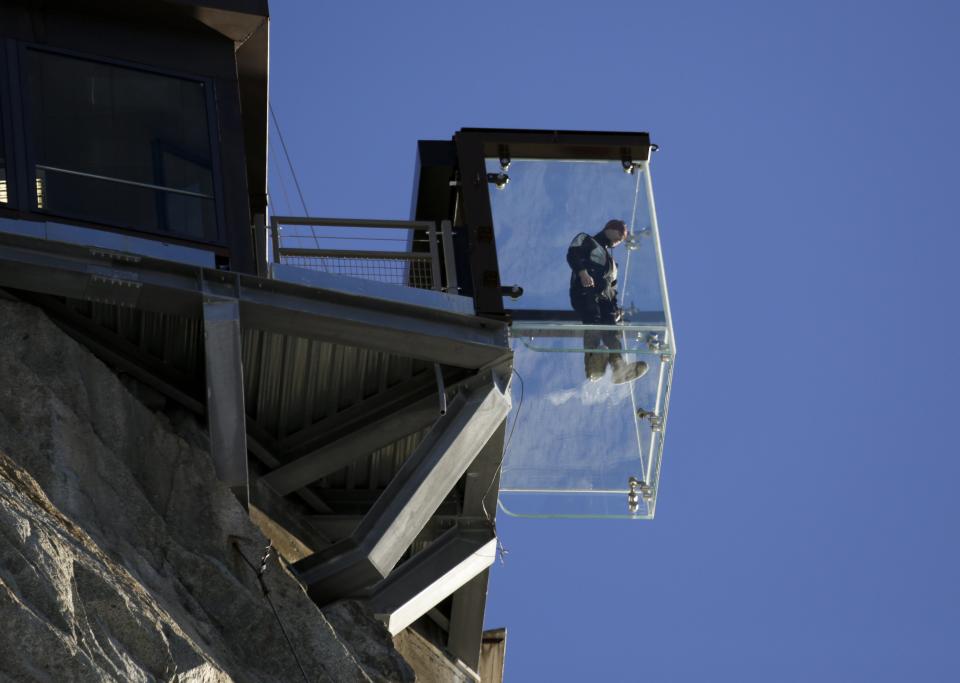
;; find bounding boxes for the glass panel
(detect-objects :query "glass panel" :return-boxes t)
[485,159,664,317]
[510,322,669,355]
[499,344,673,519]
[487,158,675,519]
[26,50,217,240]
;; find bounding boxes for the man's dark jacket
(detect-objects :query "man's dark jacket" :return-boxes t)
[567,231,619,322]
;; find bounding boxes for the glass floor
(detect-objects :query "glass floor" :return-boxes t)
[488,157,676,519]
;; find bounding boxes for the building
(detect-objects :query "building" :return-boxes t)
[0,1,673,678]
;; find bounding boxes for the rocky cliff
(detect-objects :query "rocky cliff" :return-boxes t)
[0,298,415,682]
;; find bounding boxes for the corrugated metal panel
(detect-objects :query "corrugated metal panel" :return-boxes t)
[54,296,436,500]
[240,329,430,438]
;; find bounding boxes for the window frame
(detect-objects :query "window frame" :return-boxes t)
[16,42,227,245]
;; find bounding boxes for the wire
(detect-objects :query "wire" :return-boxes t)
[479,367,525,564]
[268,144,295,216]
[269,103,310,216]
[502,367,525,457]
[232,541,312,683]
[268,106,322,250]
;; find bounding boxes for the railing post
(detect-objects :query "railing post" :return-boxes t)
[252,212,267,277]
[427,222,442,292]
[270,216,282,264]
[440,220,458,293]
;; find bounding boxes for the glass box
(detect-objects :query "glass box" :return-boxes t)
[486,156,675,519]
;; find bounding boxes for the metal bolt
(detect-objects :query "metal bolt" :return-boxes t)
[628,477,643,514]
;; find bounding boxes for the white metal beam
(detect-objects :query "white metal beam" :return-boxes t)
[369,528,497,636]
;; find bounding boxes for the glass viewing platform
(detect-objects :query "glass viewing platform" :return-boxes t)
[488,154,675,519]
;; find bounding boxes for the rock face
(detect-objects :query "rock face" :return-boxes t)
[0,299,414,682]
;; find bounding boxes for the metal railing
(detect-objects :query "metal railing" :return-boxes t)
[268,216,458,293]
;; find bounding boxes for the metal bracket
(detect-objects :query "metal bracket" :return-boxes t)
[646,332,666,351]
[628,476,654,513]
[636,408,664,433]
[486,173,509,190]
[83,266,142,307]
[498,146,511,171]
[89,246,142,264]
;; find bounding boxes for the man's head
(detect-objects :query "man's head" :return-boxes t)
[602,219,628,246]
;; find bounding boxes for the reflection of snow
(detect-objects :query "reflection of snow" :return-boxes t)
[500,344,662,493]
[544,378,629,408]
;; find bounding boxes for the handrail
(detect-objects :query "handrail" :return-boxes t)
[280,248,431,260]
[271,216,435,230]
[36,164,215,200]
[268,215,458,293]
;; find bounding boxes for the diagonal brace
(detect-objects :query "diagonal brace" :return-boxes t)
[291,373,510,604]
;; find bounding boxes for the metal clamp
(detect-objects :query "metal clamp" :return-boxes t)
[486,173,509,190]
[628,477,655,513]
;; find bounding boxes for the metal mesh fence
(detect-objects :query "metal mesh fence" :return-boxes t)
[273,219,443,291]
[281,254,435,289]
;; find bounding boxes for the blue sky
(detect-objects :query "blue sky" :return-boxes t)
[268,1,960,680]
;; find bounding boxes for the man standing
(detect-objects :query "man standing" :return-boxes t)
[567,219,648,384]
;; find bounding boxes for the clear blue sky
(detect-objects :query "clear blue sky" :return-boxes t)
[268,1,960,680]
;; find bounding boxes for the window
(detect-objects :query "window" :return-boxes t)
[25,49,218,240]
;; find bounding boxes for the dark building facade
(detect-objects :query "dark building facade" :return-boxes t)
[0,0,268,273]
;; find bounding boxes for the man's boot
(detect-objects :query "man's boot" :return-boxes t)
[584,352,607,382]
[610,357,649,385]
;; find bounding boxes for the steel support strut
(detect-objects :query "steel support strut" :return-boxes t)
[368,527,497,636]
[203,297,250,501]
[291,373,510,604]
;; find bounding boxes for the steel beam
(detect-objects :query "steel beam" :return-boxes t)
[276,368,453,455]
[203,298,249,494]
[305,514,458,545]
[236,282,508,369]
[262,394,441,496]
[448,571,492,672]
[369,527,497,636]
[0,233,510,369]
[291,374,511,604]
[446,421,507,670]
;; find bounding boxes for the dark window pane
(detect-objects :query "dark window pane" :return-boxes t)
[26,50,217,240]
[35,168,214,240]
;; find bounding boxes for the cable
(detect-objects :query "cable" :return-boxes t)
[479,367,525,564]
[232,541,312,683]
[268,143,295,217]
[502,367,525,457]
[269,103,310,216]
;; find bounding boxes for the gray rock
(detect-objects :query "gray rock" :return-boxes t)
[323,601,416,683]
[0,300,415,683]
